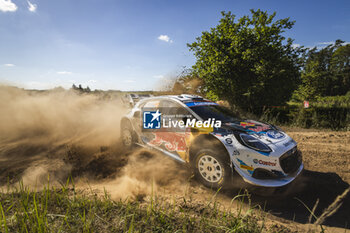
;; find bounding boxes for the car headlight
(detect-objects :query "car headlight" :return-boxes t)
[239,134,272,153]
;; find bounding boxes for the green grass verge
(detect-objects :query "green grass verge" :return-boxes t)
[0,178,288,233]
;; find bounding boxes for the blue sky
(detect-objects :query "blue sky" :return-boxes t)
[0,0,349,91]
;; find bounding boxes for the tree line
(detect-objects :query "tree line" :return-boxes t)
[174,10,349,129]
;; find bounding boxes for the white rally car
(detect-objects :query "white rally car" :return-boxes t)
[121,95,303,189]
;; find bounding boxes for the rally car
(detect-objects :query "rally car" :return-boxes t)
[120,94,303,188]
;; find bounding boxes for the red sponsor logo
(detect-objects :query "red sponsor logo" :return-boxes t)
[240,122,270,132]
[250,125,270,132]
[259,160,276,166]
[240,122,255,127]
[149,132,188,152]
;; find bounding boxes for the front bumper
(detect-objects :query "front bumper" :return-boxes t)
[234,163,304,187]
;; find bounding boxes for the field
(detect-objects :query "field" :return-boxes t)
[0,86,349,232]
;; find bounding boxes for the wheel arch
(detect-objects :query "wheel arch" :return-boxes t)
[120,117,132,127]
[188,134,230,164]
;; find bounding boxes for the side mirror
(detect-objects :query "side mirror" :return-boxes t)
[133,110,141,118]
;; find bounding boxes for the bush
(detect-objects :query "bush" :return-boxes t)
[253,98,350,130]
[259,106,291,125]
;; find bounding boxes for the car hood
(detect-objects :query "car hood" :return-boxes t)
[214,119,290,145]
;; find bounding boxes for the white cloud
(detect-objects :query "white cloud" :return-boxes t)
[0,0,17,12]
[57,71,72,75]
[292,43,300,49]
[3,63,15,67]
[27,0,37,12]
[153,75,164,79]
[158,35,173,43]
[88,79,97,83]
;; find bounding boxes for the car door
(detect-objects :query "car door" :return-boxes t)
[146,99,192,161]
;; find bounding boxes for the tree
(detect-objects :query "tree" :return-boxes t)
[188,10,304,113]
[292,40,350,101]
[330,42,350,95]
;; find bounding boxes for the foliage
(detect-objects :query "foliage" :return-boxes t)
[72,84,91,93]
[288,106,350,130]
[188,10,304,113]
[292,41,350,101]
[313,92,350,108]
[286,92,350,130]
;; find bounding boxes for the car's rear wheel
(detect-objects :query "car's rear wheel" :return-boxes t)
[121,122,135,149]
[192,148,232,189]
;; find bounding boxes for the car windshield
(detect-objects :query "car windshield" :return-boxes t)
[189,104,240,123]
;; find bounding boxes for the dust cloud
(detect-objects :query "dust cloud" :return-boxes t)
[0,85,189,198]
[85,149,190,200]
[0,85,122,146]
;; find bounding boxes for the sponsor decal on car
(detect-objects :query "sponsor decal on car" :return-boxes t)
[185,102,218,107]
[237,158,254,174]
[149,132,188,152]
[232,150,240,155]
[240,164,254,171]
[240,122,255,127]
[266,130,285,139]
[225,138,233,144]
[239,121,270,133]
[251,125,271,133]
[253,159,276,166]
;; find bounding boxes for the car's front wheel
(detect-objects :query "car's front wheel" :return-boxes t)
[192,149,232,189]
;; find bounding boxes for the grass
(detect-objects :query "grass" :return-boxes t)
[0,178,282,233]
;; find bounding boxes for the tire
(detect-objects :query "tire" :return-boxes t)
[192,148,232,189]
[121,121,135,150]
